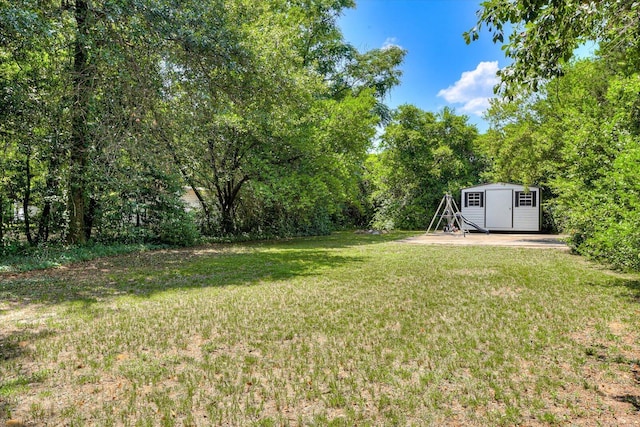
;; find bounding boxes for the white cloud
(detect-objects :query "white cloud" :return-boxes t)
[459,97,492,116]
[437,61,499,116]
[381,37,401,50]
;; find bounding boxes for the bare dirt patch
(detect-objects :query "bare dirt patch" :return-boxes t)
[400,232,569,249]
[566,322,640,425]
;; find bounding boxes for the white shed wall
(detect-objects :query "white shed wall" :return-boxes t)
[460,207,484,229]
[460,183,541,232]
[513,206,540,231]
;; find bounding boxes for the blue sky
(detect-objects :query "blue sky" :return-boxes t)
[338,0,511,132]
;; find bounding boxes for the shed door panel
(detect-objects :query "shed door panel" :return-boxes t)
[485,189,513,229]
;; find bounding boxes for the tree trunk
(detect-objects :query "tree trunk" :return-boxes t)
[0,193,4,247]
[37,162,60,244]
[217,176,249,235]
[37,201,51,243]
[84,196,97,241]
[38,128,64,243]
[189,185,214,233]
[217,181,236,235]
[220,202,235,234]
[67,0,91,244]
[23,152,34,246]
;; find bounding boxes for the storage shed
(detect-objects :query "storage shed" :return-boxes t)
[460,183,541,232]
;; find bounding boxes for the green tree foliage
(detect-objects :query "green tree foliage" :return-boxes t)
[0,0,232,245]
[467,0,640,94]
[469,0,640,270]
[481,59,640,270]
[371,106,484,230]
[1,1,68,245]
[553,71,640,270]
[158,0,403,236]
[157,0,303,234]
[1,0,405,246]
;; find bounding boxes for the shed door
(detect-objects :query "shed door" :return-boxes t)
[485,189,513,229]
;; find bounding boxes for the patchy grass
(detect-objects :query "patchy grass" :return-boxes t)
[1,231,639,425]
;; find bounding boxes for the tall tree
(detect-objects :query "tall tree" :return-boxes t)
[1,0,404,243]
[481,58,640,269]
[468,1,640,269]
[467,0,640,94]
[1,1,67,244]
[157,0,311,234]
[67,0,92,244]
[373,105,484,230]
[161,0,404,235]
[1,0,212,244]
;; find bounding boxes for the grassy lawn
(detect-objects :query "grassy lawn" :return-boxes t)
[1,232,639,426]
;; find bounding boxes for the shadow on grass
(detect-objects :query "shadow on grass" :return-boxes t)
[584,275,640,306]
[0,399,10,423]
[625,280,640,304]
[0,231,417,274]
[622,366,640,411]
[583,318,640,415]
[1,328,56,361]
[0,245,365,306]
[1,329,57,419]
[598,279,640,304]
[0,334,24,362]
[240,231,420,251]
[615,395,640,411]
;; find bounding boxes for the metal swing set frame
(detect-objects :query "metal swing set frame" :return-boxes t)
[426,193,467,235]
